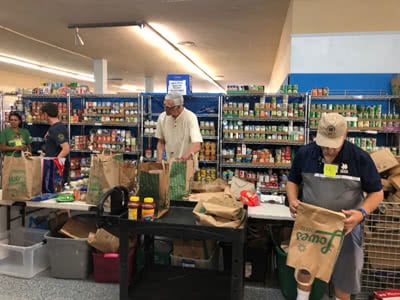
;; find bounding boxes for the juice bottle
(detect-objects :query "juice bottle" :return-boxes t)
[128,196,141,220]
[141,197,155,221]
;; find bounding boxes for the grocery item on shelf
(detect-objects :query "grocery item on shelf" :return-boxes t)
[311,87,329,96]
[83,101,138,124]
[222,145,293,165]
[280,84,300,95]
[223,96,305,119]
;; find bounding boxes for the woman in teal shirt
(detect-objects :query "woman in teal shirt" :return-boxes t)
[0,112,32,156]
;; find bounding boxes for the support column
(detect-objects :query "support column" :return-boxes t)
[144,76,154,93]
[94,59,107,94]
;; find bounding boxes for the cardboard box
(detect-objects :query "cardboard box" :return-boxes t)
[366,245,400,269]
[389,174,400,190]
[389,164,400,176]
[166,74,192,95]
[381,178,394,191]
[391,76,400,95]
[173,239,216,260]
[374,289,400,300]
[370,148,399,173]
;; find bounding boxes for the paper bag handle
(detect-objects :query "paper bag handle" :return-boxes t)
[101,149,113,156]
[161,159,166,172]
[294,268,315,287]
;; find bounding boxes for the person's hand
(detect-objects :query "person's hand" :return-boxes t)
[341,209,364,235]
[14,145,27,151]
[289,198,300,218]
[57,157,66,165]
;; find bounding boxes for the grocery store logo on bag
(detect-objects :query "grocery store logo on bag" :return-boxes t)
[8,170,27,195]
[296,227,343,254]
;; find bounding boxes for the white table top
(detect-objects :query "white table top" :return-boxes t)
[27,199,95,211]
[247,202,294,221]
[0,189,95,211]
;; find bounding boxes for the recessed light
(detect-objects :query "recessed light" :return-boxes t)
[215,75,224,79]
[177,41,196,47]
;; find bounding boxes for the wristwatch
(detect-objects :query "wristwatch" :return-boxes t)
[356,207,368,222]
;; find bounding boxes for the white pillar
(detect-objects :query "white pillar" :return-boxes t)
[145,76,154,92]
[94,59,107,94]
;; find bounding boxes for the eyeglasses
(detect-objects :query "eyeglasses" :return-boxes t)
[164,105,178,110]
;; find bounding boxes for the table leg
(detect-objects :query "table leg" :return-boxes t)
[120,227,130,300]
[231,240,244,300]
[6,206,10,230]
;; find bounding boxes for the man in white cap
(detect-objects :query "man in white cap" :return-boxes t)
[155,93,202,167]
[286,112,383,300]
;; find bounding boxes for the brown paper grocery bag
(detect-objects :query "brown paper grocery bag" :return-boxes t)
[138,161,170,218]
[193,190,245,228]
[119,161,137,191]
[168,159,195,200]
[2,152,42,200]
[230,176,255,200]
[86,152,120,205]
[286,202,346,284]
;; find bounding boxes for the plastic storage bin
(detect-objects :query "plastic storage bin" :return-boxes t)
[45,231,92,279]
[274,246,326,300]
[93,248,135,283]
[170,247,219,270]
[0,227,49,278]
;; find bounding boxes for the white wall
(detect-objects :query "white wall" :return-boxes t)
[268,0,294,92]
[291,32,400,73]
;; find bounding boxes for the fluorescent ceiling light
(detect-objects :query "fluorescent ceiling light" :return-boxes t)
[67,20,225,93]
[133,22,225,93]
[119,84,138,92]
[0,54,94,82]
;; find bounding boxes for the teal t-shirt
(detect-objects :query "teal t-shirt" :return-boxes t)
[0,127,32,156]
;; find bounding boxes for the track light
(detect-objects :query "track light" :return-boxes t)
[74,28,84,46]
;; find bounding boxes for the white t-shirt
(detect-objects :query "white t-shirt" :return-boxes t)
[155,108,203,160]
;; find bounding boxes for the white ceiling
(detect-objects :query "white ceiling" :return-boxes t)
[0,0,291,93]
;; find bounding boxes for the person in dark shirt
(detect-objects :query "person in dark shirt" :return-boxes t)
[41,102,70,183]
[287,113,383,300]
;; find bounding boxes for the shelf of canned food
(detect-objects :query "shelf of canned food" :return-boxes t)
[222,168,290,189]
[194,166,218,182]
[309,126,400,133]
[259,187,287,194]
[70,149,140,155]
[222,139,304,145]
[220,163,291,169]
[222,116,306,122]
[198,160,218,164]
[311,95,395,100]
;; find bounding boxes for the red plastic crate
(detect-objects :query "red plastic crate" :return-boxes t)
[93,248,135,283]
[373,290,400,300]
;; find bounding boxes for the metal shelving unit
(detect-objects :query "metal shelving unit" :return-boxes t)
[21,94,142,180]
[308,93,400,153]
[140,93,222,178]
[220,93,308,193]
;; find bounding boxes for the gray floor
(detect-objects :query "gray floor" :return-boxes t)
[0,269,289,300]
[0,269,335,300]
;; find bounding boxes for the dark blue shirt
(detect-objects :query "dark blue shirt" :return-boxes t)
[44,122,69,157]
[288,141,382,194]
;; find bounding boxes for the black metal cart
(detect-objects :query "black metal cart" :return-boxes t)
[119,200,247,300]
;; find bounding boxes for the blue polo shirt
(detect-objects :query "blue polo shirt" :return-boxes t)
[288,141,382,211]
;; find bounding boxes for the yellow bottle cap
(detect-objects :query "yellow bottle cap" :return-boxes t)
[144,197,154,203]
[130,196,140,202]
